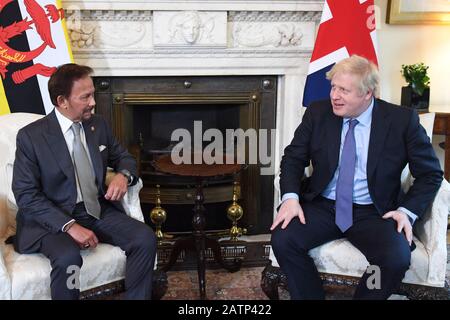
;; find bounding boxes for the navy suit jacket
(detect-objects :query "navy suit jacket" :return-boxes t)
[12,110,137,253]
[280,99,443,218]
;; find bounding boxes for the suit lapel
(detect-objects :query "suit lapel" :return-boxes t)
[43,111,75,181]
[326,111,343,174]
[367,100,392,179]
[82,119,104,189]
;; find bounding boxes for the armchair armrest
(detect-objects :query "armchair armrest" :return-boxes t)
[414,179,450,286]
[105,171,144,223]
[106,174,158,268]
[0,244,12,299]
[120,178,144,223]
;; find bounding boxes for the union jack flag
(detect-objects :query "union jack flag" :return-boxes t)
[302,0,378,107]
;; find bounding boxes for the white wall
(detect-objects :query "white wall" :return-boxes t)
[375,0,450,109]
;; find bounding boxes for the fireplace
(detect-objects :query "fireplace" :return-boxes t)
[94,75,277,235]
[67,1,322,268]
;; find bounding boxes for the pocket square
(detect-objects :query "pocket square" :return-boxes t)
[99,145,106,152]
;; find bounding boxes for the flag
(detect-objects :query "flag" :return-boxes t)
[302,0,378,107]
[0,0,72,115]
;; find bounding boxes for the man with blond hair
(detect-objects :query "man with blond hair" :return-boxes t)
[271,55,442,299]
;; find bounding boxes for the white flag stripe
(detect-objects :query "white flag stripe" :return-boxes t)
[320,1,333,24]
[307,47,349,75]
[370,30,378,64]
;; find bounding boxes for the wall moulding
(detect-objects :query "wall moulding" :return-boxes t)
[62,0,324,12]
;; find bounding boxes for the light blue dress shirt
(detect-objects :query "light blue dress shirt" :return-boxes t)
[281,98,417,224]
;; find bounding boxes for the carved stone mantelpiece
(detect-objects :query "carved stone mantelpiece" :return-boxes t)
[65,9,319,52]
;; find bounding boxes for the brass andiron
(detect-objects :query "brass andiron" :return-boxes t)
[226,181,247,241]
[150,184,167,244]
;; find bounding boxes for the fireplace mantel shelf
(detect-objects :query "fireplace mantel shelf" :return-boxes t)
[63,0,324,11]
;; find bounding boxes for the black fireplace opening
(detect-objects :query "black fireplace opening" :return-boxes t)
[131,103,240,154]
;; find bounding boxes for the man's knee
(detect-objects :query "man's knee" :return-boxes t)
[375,247,411,274]
[130,223,157,253]
[271,226,300,256]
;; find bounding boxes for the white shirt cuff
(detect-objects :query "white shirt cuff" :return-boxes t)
[281,193,299,203]
[62,219,76,232]
[397,207,418,225]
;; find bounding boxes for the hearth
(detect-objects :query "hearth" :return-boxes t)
[94,75,277,235]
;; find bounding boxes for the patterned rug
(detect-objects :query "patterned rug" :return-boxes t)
[161,242,450,300]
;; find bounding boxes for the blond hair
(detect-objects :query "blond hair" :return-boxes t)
[326,55,380,98]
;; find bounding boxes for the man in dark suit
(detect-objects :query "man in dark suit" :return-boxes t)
[270,55,443,300]
[11,64,157,300]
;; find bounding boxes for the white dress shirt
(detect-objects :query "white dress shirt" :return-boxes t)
[54,108,96,231]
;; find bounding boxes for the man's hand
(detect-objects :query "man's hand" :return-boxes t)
[270,198,305,231]
[66,223,99,249]
[382,210,413,246]
[104,173,128,201]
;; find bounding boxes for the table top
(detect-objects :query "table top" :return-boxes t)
[153,154,243,177]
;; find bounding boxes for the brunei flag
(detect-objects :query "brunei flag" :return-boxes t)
[0,0,72,115]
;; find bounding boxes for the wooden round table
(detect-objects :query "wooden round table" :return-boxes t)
[153,154,243,299]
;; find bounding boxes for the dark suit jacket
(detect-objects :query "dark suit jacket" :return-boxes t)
[280,99,443,218]
[12,110,137,253]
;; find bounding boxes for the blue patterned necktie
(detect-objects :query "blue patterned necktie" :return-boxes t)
[335,119,359,232]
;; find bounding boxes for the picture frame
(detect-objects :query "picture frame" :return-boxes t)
[386,0,450,25]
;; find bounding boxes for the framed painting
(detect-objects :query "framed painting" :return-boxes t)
[387,0,450,25]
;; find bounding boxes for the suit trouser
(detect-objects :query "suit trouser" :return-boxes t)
[39,200,157,300]
[271,196,411,300]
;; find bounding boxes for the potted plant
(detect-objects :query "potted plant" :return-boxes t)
[400,62,430,110]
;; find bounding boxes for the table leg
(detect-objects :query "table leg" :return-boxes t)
[206,237,241,272]
[161,237,194,272]
[162,178,243,299]
[192,179,207,299]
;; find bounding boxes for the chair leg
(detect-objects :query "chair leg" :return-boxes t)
[261,262,450,301]
[397,281,450,300]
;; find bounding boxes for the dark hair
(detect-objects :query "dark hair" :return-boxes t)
[48,63,93,107]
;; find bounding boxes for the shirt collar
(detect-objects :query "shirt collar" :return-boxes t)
[343,97,374,128]
[55,107,81,134]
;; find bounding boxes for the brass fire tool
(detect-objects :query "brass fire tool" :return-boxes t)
[226,181,247,241]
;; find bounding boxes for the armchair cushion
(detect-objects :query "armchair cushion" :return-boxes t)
[309,230,432,286]
[3,242,126,299]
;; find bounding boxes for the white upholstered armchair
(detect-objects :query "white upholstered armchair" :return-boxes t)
[0,113,166,300]
[262,113,450,299]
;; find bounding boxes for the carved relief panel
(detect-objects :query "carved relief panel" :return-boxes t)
[65,10,152,50]
[153,11,227,48]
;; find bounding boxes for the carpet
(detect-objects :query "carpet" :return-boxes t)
[160,242,450,300]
